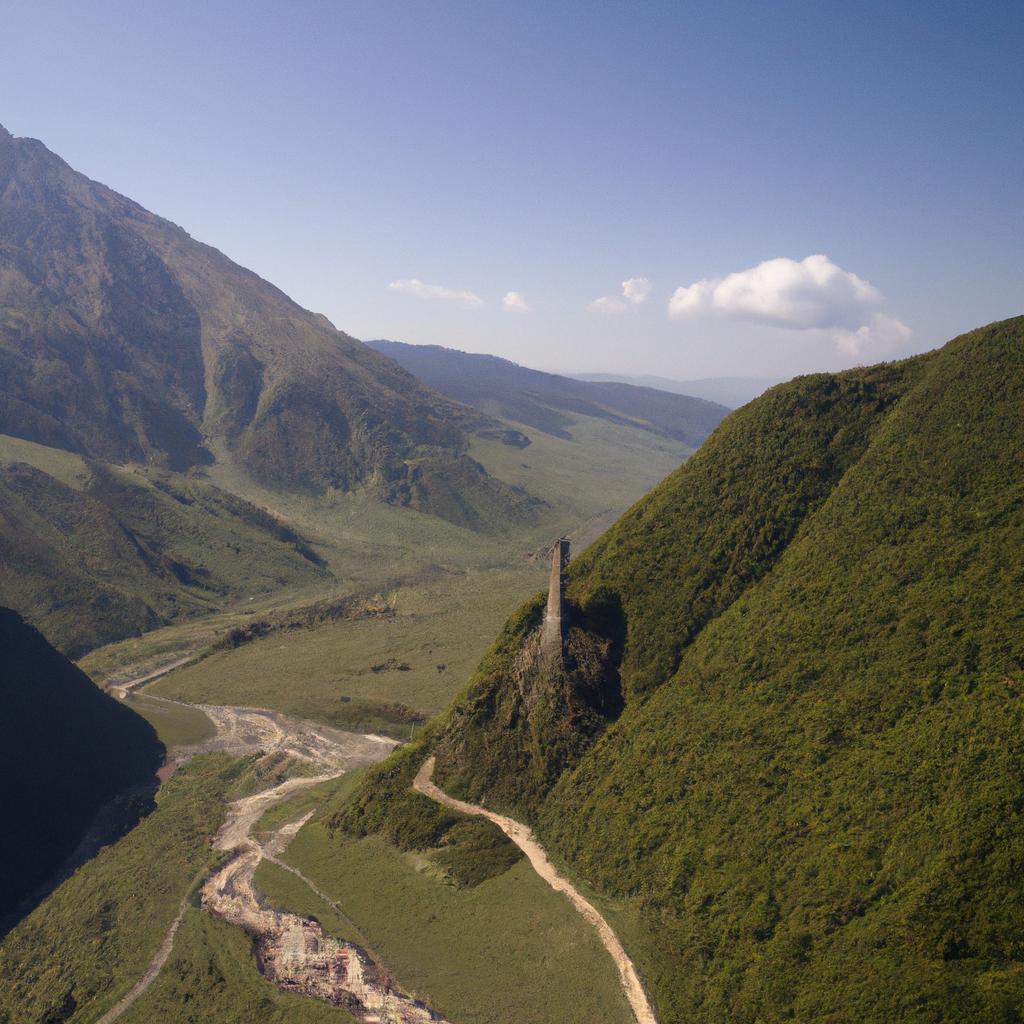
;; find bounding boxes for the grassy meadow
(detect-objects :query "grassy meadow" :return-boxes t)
[122,692,217,749]
[268,822,633,1024]
[148,566,544,726]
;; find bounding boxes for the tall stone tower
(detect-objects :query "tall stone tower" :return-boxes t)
[541,538,570,661]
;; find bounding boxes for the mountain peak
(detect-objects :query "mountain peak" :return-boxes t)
[0,124,538,530]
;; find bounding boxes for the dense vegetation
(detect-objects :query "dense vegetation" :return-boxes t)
[0,754,240,1023]
[0,608,163,925]
[369,339,728,444]
[0,123,534,529]
[334,735,523,887]
[345,318,1024,1022]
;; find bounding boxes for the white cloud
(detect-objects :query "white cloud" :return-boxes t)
[830,313,913,357]
[622,277,652,304]
[587,295,629,314]
[388,278,483,309]
[502,290,530,312]
[668,254,910,356]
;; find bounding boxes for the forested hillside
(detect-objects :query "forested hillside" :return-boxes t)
[339,317,1024,1023]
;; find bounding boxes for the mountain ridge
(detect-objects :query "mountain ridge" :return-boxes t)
[367,339,728,445]
[0,124,532,528]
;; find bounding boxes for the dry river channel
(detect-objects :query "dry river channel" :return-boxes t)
[98,661,656,1024]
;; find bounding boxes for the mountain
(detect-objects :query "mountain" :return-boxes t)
[0,434,331,656]
[367,340,728,444]
[571,372,778,408]
[341,317,1024,1022]
[0,607,163,924]
[0,124,532,528]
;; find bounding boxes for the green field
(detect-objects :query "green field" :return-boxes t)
[0,432,92,489]
[268,822,633,1024]
[122,693,217,749]
[149,566,545,725]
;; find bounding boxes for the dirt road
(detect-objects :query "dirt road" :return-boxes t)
[108,654,197,699]
[413,756,658,1024]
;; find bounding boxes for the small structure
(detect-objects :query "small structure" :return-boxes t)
[541,538,570,661]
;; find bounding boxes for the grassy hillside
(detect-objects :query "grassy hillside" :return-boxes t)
[0,754,238,1023]
[0,434,329,656]
[254,771,633,1024]
[0,608,163,925]
[369,339,728,445]
[343,317,1024,1022]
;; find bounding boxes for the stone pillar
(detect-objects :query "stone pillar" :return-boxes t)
[541,538,570,661]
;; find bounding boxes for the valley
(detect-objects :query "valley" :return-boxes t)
[1,647,638,1024]
[0,69,1019,1024]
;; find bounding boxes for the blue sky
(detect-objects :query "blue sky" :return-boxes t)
[2,1,1020,378]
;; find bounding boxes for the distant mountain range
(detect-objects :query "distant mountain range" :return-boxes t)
[345,316,1024,1023]
[0,124,531,528]
[570,372,780,408]
[367,341,728,445]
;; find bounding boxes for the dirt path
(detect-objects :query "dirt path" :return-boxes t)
[108,654,197,699]
[413,756,658,1024]
[95,899,189,1024]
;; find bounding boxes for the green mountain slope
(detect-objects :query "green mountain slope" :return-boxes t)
[0,434,330,656]
[341,317,1024,1022]
[0,608,163,924]
[368,339,728,444]
[0,124,532,528]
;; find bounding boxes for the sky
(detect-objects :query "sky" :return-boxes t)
[1,0,1021,380]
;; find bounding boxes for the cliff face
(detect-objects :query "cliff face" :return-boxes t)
[0,125,534,528]
[0,608,163,922]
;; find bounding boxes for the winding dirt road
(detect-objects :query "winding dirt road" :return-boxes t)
[414,756,658,1024]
